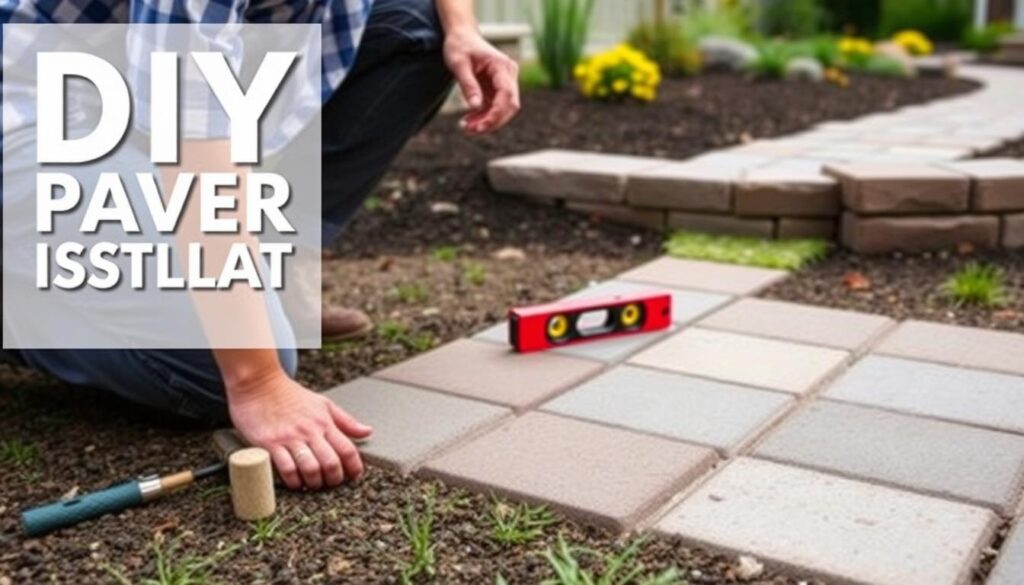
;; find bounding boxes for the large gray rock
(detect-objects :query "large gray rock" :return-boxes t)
[785,56,824,82]
[698,36,758,71]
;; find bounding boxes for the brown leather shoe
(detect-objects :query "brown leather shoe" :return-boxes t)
[322,306,374,342]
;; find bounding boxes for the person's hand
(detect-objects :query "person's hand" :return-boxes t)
[443,28,521,134]
[226,369,373,490]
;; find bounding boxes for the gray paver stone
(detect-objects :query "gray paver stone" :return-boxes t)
[943,158,1024,211]
[373,339,603,411]
[561,280,732,324]
[988,521,1024,585]
[323,378,510,474]
[655,458,998,585]
[826,355,1024,434]
[824,162,970,213]
[874,319,1024,376]
[734,168,840,217]
[473,321,672,363]
[618,256,788,296]
[841,212,1000,254]
[421,412,718,532]
[625,163,737,212]
[487,149,664,203]
[754,400,1024,513]
[543,365,793,455]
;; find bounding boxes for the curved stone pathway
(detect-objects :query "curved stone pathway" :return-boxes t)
[323,255,1024,584]
[487,64,1024,253]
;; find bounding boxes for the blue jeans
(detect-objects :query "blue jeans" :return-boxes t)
[1,0,453,423]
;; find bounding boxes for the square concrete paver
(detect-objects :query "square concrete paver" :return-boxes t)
[873,320,1024,376]
[655,458,997,585]
[754,401,1024,514]
[618,256,788,296]
[473,321,672,363]
[988,521,1024,585]
[421,412,718,532]
[561,280,733,325]
[698,298,895,353]
[543,365,793,455]
[825,355,1024,434]
[322,378,510,474]
[629,328,849,395]
[374,339,604,411]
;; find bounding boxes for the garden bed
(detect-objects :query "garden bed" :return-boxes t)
[0,72,994,584]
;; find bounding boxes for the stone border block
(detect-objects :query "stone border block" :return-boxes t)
[566,201,666,230]
[942,158,1024,211]
[841,212,1000,254]
[777,217,837,239]
[667,212,775,237]
[824,162,970,214]
[1004,213,1024,248]
[734,168,840,218]
[625,162,737,212]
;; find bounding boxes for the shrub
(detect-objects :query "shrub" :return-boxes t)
[678,0,757,40]
[529,0,596,90]
[574,44,662,102]
[809,36,843,68]
[762,0,827,38]
[626,20,702,76]
[879,0,971,41]
[961,21,1016,54]
[748,41,791,80]
[891,29,934,55]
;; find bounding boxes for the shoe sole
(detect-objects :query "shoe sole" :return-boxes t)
[322,322,375,344]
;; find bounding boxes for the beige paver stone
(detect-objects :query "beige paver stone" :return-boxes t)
[629,328,849,395]
[487,149,664,203]
[776,217,837,239]
[886,145,972,161]
[873,319,1024,376]
[734,168,840,217]
[422,412,718,532]
[824,162,970,213]
[655,458,997,585]
[322,378,510,474]
[923,134,1005,154]
[374,339,604,410]
[625,163,736,212]
[566,201,666,230]
[942,158,1024,211]
[699,298,894,353]
[618,256,788,296]
[841,212,1000,254]
[666,212,775,238]
[1005,213,1024,248]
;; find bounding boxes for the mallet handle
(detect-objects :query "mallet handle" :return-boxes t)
[21,481,143,537]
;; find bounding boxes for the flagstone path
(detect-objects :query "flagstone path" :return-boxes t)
[326,255,1024,585]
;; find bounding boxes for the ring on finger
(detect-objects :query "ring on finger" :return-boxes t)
[293,446,314,461]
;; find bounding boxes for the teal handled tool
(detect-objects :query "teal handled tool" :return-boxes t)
[21,462,226,537]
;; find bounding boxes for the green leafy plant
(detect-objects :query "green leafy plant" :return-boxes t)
[105,537,240,585]
[748,41,792,80]
[529,0,596,90]
[941,262,1009,308]
[488,497,557,546]
[878,0,972,41]
[961,21,1016,53]
[249,512,319,549]
[363,196,383,212]
[626,20,701,76]
[431,245,459,262]
[677,0,757,40]
[393,283,430,304]
[665,230,830,271]
[0,438,37,467]
[805,36,842,68]
[541,534,681,585]
[377,321,437,352]
[463,261,487,286]
[520,61,553,89]
[398,490,438,584]
[762,0,826,38]
[856,54,909,77]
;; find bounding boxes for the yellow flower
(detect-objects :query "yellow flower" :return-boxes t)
[892,29,933,56]
[612,79,628,93]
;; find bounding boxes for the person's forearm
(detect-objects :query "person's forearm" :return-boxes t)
[436,0,477,34]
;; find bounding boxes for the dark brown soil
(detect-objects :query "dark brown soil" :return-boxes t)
[0,74,988,584]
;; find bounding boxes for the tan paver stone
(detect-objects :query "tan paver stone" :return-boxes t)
[487,149,664,203]
[776,217,837,239]
[754,401,1024,514]
[734,168,840,217]
[1005,213,1024,248]
[699,298,894,353]
[886,145,972,161]
[873,320,1024,375]
[625,163,736,212]
[374,339,604,411]
[655,458,997,585]
[543,365,793,456]
[841,212,1000,254]
[629,328,849,395]
[942,158,1024,211]
[923,134,1005,154]
[565,201,666,230]
[322,378,511,474]
[824,162,970,213]
[988,521,1024,585]
[422,412,718,532]
[618,256,788,296]
[666,212,775,238]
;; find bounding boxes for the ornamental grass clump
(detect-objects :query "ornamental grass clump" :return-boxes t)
[574,44,662,102]
[942,262,1009,308]
[530,0,596,90]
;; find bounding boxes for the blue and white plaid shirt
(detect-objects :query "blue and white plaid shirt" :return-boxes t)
[1,0,373,153]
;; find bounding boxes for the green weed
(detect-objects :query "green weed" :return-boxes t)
[529,0,596,89]
[463,261,487,286]
[393,283,430,304]
[377,321,437,353]
[364,196,383,212]
[664,230,829,271]
[321,339,363,354]
[0,438,37,467]
[105,536,240,585]
[541,534,681,585]
[431,245,459,262]
[942,262,1009,308]
[249,512,319,549]
[398,490,437,584]
[489,498,557,546]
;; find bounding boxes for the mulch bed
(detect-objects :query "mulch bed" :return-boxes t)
[0,73,989,584]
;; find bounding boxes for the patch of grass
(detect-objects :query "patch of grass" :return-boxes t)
[0,438,37,467]
[249,512,319,549]
[196,484,230,502]
[941,262,1009,308]
[392,283,430,304]
[541,534,681,585]
[321,339,363,354]
[398,490,437,584]
[489,498,557,546]
[664,230,829,271]
[431,245,459,262]
[105,536,240,585]
[463,261,487,286]
[377,321,437,353]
